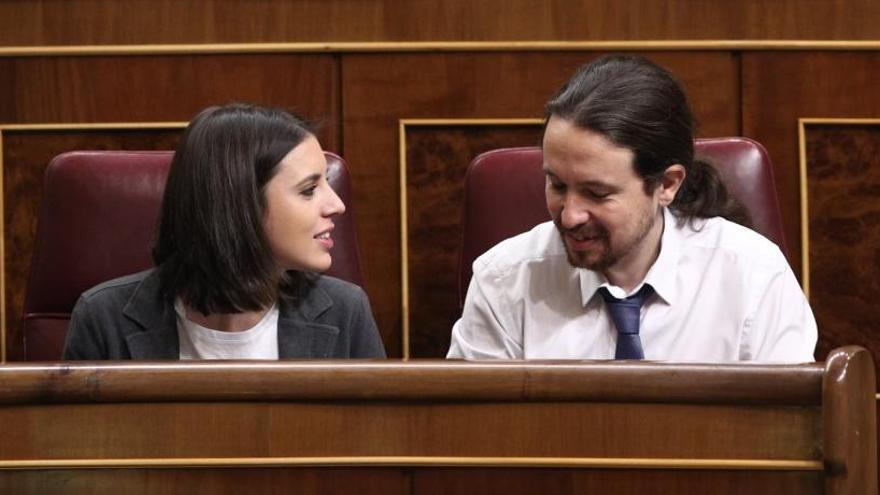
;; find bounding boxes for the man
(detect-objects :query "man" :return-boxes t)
[447,55,817,362]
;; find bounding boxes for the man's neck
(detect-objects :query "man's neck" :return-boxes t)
[604,211,666,294]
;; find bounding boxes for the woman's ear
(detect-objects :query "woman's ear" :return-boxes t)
[657,164,686,206]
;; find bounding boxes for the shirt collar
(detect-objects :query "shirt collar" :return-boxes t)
[578,207,683,307]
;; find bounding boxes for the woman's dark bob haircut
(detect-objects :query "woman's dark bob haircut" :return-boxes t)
[153,103,313,315]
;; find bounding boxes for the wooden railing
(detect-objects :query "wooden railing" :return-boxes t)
[0,346,874,494]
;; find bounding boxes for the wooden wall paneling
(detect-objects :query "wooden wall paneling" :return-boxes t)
[411,468,822,495]
[2,1,880,46]
[0,402,819,460]
[0,54,340,151]
[0,468,408,495]
[0,468,823,495]
[403,122,544,357]
[0,128,183,361]
[741,51,880,365]
[799,121,880,377]
[342,51,739,357]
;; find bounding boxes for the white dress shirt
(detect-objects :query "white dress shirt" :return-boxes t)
[448,208,817,363]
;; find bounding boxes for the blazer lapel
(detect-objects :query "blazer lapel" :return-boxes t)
[122,270,180,359]
[277,281,340,358]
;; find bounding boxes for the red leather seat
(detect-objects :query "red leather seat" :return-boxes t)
[22,150,364,360]
[458,137,786,306]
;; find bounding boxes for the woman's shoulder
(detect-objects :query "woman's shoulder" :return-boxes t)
[80,269,155,305]
[308,274,367,301]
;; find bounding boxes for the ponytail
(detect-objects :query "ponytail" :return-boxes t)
[671,160,752,227]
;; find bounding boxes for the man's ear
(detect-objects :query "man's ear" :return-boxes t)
[657,164,686,206]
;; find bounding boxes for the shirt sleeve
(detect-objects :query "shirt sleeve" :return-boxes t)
[743,259,818,363]
[447,264,523,359]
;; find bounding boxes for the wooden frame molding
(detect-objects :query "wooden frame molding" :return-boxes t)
[1,40,880,57]
[397,118,544,359]
[0,122,186,363]
[0,456,822,471]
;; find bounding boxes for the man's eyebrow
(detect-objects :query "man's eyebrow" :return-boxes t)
[295,173,322,188]
[577,180,617,190]
[543,170,616,190]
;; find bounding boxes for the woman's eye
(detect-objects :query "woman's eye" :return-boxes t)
[301,185,318,197]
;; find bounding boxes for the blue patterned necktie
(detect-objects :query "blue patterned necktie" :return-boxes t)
[598,284,654,360]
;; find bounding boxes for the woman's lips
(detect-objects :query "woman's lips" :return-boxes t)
[314,229,335,250]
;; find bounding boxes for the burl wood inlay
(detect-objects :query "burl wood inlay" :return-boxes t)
[805,124,880,378]
[2,130,181,360]
[405,125,543,358]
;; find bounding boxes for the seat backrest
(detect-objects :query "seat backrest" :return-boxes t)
[22,150,363,360]
[458,137,786,306]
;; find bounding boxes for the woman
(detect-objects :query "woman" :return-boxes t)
[63,104,386,359]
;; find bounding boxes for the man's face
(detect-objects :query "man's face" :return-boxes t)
[543,116,664,273]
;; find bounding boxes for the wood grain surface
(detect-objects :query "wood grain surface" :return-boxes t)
[1,0,878,46]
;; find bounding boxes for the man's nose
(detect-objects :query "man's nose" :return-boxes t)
[560,195,591,229]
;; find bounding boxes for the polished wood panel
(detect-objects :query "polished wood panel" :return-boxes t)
[0,468,407,495]
[0,347,874,494]
[1,1,879,45]
[823,347,877,494]
[0,468,823,495]
[741,52,880,355]
[412,469,822,495]
[0,55,340,150]
[802,123,880,379]
[0,401,819,460]
[0,360,823,404]
[2,129,181,361]
[343,51,738,356]
[405,124,544,357]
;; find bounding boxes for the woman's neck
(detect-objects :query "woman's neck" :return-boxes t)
[184,306,270,332]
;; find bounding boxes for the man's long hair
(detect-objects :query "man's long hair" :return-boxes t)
[545,55,750,226]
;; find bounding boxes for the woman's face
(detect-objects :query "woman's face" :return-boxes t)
[262,135,345,273]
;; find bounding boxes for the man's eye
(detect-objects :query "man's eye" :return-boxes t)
[549,181,565,192]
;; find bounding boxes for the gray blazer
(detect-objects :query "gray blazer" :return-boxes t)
[62,269,386,360]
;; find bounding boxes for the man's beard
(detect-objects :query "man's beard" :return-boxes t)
[557,207,659,272]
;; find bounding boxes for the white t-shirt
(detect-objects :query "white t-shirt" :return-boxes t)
[448,208,817,363]
[175,298,279,360]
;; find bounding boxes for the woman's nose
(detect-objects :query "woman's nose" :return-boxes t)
[324,185,346,217]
